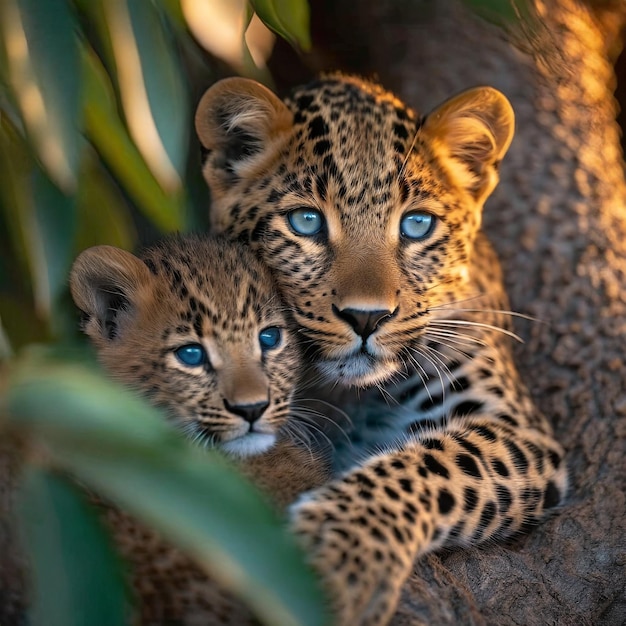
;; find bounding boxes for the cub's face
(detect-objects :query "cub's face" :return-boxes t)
[70,236,299,457]
[196,76,514,387]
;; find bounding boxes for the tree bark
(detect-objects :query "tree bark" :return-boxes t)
[310,0,626,623]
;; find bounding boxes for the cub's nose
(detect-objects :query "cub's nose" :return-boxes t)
[332,305,395,340]
[223,399,269,424]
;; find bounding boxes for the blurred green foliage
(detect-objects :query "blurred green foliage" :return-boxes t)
[0,0,321,625]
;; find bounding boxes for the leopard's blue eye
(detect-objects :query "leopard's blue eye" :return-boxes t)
[259,327,281,350]
[288,208,324,236]
[400,212,435,240]
[175,344,207,367]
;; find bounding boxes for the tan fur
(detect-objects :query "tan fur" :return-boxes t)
[70,235,331,624]
[195,75,567,625]
[420,87,515,202]
[195,77,294,189]
[70,237,301,455]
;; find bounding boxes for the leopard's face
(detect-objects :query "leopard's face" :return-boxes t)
[196,76,514,387]
[70,236,300,456]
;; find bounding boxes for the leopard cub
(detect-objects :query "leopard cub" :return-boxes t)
[71,234,301,458]
[70,234,330,624]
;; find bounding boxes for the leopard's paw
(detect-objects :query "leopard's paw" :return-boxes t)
[288,481,413,626]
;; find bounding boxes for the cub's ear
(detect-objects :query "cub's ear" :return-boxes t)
[420,86,514,203]
[70,246,152,342]
[195,77,292,182]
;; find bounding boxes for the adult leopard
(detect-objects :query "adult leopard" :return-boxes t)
[195,75,568,624]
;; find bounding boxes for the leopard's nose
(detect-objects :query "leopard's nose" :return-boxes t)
[224,399,269,424]
[332,305,396,340]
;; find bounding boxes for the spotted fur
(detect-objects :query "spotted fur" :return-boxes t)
[71,235,301,457]
[70,235,331,624]
[196,75,569,624]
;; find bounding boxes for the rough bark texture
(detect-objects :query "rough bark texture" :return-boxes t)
[307,0,626,623]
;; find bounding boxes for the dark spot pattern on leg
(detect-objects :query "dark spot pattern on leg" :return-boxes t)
[542,480,562,509]
[437,489,455,515]
[456,453,482,478]
[496,484,513,514]
[424,454,450,479]
[478,500,496,529]
[492,459,510,477]
[463,486,478,513]
[504,439,529,473]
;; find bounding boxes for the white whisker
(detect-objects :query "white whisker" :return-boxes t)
[401,348,433,402]
[430,319,523,343]
[425,328,487,348]
[416,345,455,388]
[432,305,542,324]
[287,411,339,449]
[412,347,447,402]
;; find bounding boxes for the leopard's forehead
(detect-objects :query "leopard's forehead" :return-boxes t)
[285,77,421,178]
[140,236,282,336]
[287,76,419,130]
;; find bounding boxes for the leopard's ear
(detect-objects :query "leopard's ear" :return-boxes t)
[70,246,152,343]
[195,77,293,184]
[420,86,514,203]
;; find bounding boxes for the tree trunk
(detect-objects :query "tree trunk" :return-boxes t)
[310,0,626,623]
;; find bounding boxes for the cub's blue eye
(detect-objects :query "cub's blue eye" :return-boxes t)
[259,327,281,350]
[400,212,435,240]
[175,343,207,367]
[287,208,324,236]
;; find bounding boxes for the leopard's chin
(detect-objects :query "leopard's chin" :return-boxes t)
[317,352,401,388]
[221,432,277,457]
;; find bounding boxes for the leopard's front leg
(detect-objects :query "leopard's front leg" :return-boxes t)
[290,416,567,626]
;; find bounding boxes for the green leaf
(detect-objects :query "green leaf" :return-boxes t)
[98,0,187,192]
[0,113,75,327]
[0,294,49,351]
[0,0,80,191]
[125,1,189,182]
[159,0,187,32]
[461,0,528,26]
[4,356,328,626]
[250,0,311,51]
[0,115,37,305]
[76,149,137,252]
[30,168,77,326]
[0,314,13,361]
[82,45,186,233]
[16,468,129,626]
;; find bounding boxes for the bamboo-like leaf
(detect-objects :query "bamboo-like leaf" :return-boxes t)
[4,356,328,626]
[0,0,80,191]
[159,0,188,32]
[16,468,129,626]
[250,0,311,51]
[102,0,187,192]
[0,295,48,351]
[82,46,186,233]
[30,169,77,325]
[76,150,137,252]
[0,115,36,303]
[0,113,75,325]
[127,1,189,180]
